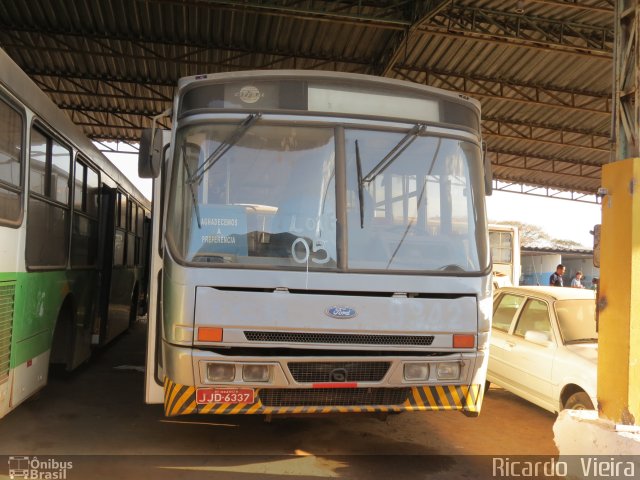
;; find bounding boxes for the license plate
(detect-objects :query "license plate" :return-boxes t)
[196,387,255,405]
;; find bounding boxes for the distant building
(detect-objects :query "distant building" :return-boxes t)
[520,247,598,287]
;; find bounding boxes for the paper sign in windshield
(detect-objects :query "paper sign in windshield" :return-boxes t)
[188,205,248,258]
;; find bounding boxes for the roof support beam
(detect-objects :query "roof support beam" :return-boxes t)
[393,66,612,114]
[489,146,604,169]
[0,1,614,62]
[378,0,450,76]
[483,114,610,142]
[526,1,613,14]
[159,0,413,30]
[492,180,600,203]
[19,42,612,117]
[427,5,613,57]
[483,119,610,153]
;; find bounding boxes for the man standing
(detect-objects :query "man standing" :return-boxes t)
[549,264,565,287]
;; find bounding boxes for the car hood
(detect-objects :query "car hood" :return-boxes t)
[565,343,598,365]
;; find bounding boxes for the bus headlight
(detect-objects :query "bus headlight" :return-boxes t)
[437,362,461,380]
[207,363,235,382]
[403,363,430,381]
[242,364,270,382]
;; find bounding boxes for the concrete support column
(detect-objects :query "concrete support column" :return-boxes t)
[598,158,640,425]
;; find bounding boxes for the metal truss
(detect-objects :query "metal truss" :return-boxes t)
[615,2,639,158]
[161,0,414,29]
[492,180,600,204]
[490,146,604,172]
[393,66,611,115]
[527,1,613,14]
[378,0,450,76]
[93,140,140,155]
[483,119,610,154]
[483,115,609,144]
[0,28,374,73]
[428,4,613,57]
[0,1,614,63]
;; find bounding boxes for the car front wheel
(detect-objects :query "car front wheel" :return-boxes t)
[563,391,594,410]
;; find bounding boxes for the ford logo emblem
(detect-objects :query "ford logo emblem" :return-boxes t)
[325,306,357,319]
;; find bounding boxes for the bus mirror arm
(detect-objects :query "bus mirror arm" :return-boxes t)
[139,108,171,179]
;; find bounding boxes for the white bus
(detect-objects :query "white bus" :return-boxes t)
[141,70,493,417]
[0,48,150,419]
[489,224,521,288]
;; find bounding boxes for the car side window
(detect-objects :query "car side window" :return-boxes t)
[514,299,552,340]
[493,294,525,332]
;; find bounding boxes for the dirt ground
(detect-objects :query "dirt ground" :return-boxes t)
[0,322,559,479]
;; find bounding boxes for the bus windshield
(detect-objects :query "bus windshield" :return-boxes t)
[167,120,488,272]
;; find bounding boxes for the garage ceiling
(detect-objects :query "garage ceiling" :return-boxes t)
[0,0,614,197]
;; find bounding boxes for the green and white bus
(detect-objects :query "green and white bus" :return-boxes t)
[141,70,493,417]
[0,48,151,419]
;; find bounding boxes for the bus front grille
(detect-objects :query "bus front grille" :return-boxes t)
[244,331,434,346]
[258,388,410,407]
[0,282,16,385]
[287,361,391,383]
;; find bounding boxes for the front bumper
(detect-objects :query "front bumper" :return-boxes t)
[164,377,484,416]
[162,341,486,416]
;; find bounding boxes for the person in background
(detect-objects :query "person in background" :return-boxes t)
[571,270,585,288]
[549,264,565,287]
[591,277,599,290]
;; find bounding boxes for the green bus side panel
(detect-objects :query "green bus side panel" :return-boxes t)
[1,270,99,369]
[0,278,16,384]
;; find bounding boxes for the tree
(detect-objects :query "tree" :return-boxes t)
[491,221,585,250]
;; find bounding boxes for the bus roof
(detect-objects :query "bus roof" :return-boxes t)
[0,48,150,210]
[178,69,479,110]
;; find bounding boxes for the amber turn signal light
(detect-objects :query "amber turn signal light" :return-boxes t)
[198,327,223,342]
[453,334,474,348]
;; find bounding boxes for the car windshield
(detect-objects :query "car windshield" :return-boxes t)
[555,299,598,343]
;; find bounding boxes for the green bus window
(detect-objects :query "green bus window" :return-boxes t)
[0,98,23,223]
[51,140,71,204]
[29,129,47,196]
[74,161,86,211]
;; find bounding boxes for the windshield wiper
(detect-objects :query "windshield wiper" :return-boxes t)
[182,143,202,228]
[362,124,426,184]
[187,113,262,185]
[355,140,365,229]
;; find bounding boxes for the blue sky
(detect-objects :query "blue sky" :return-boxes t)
[486,191,600,248]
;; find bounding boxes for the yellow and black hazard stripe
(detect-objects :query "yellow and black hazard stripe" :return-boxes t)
[164,378,484,416]
[164,377,197,417]
[406,384,483,412]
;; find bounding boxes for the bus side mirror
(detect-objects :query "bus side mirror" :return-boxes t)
[139,128,164,178]
[483,141,493,196]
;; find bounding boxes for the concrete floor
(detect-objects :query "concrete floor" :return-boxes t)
[0,322,559,479]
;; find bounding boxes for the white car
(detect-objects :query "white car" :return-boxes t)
[487,286,597,413]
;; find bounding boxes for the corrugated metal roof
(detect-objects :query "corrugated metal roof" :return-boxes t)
[0,0,615,196]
